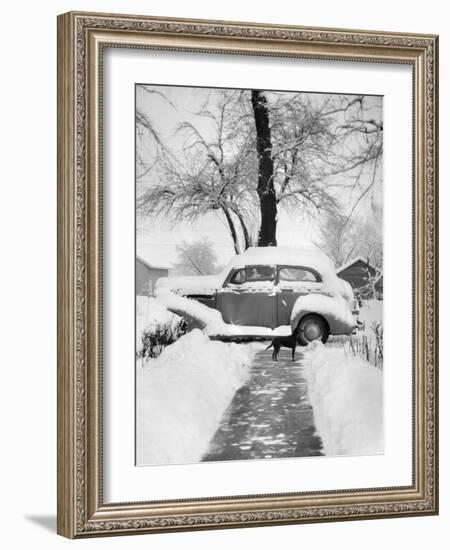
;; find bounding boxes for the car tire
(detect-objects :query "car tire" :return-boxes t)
[297,314,329,346]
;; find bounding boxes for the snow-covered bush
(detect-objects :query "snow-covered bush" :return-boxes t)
[303,341,383,456]
[138,319,187,359]
[136,296,185,358]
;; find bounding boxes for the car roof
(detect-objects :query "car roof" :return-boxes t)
[227,246,335,275]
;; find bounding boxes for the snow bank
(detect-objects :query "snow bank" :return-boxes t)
[137,295,177,327]
[215,324,292,338]
[303,341,383,456]
[359,299,383,329]
[156,291,227,335]
[136,329,256,465]
[290,293,356,335]
[228,324,291,336]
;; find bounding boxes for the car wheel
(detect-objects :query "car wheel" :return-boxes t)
[297,314,329,346]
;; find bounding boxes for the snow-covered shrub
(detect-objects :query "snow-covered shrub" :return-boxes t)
[138,319,187,360]
[136,296,179,346]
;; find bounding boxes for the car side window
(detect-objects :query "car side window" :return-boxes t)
[246,266,276,282]
[228,269,246,285]
[279,267,321,283]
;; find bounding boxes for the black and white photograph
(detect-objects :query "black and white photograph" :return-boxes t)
[0,0,442,544]
[135,84,384,466]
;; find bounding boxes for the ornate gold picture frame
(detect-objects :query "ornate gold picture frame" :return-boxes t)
[57,11,438,538]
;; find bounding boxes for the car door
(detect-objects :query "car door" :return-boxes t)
[276,265,323,326]
[216,265,277,328]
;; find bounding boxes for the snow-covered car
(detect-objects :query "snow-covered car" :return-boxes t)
[156,247,357,344]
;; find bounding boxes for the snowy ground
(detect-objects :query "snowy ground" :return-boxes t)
[136,295,384,464]
[302,341,383,456]
[358,299,383,330]
[136,329,258,465]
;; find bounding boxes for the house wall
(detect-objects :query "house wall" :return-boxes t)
[338,260,383,297]
[136,260,168,295]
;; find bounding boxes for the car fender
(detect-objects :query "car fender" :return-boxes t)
[290,293,356,335]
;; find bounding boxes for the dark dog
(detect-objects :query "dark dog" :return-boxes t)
[265,327,300,361]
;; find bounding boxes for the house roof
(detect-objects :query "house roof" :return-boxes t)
[136,255,171,271]
[336,256,374,275]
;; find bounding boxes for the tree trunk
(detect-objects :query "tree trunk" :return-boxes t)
[221,205,242,254]
[230,206,252,250]
[251,90,277,247]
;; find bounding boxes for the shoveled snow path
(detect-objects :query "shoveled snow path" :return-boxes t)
[202,348,323,462]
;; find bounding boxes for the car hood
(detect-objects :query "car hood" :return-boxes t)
[155,274,224,296]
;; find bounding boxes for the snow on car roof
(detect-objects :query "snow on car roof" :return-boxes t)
[228,246,335,275]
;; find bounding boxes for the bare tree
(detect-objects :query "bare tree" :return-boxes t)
[271,93,383,216]
[172,239,219,276]
[356,216,383,270]
[136,87,177,181]
[317,206,383,270]
[316,210,357,267]
[138,89,257,254]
